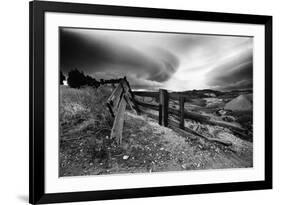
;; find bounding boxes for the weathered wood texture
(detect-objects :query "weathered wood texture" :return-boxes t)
[106,78,140,145]
[133,91,159,98]
[179,96,185,129]
[158,104,162,125]
[106,83,124,117]
[135,100,159,111]
[159,89,169,127]
[133,88,247,145]
[124,93,136,113]
[110,95,127,144]
[123,78,140,114]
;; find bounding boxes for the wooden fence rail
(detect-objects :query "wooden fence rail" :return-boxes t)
[134,100,159,111]
[133,89,248,145]
[106,79,248,146]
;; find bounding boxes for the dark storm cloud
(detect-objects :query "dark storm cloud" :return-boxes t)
[60,28,253,91]
[60,29,111,70]
[220,80,253,91]
[60,29,179,87]
[93,71,163,91]
[206,48,253,91]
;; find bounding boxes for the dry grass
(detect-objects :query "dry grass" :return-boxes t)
[60,85,113,129]
[59,85,114,176]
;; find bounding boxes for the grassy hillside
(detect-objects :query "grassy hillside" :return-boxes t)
[59,86,253,177]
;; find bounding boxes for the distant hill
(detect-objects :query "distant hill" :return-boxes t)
[171,89,223,98]
[224,94,253,111]
[171,89,252,99]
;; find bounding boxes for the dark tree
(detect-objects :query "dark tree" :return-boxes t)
[67,69,86,88]
[67,69,100,88]
[85,75,100,88]
[60,71,66,85]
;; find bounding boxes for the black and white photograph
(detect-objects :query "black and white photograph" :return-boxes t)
[59,27,254,177]
[26,1,273,204]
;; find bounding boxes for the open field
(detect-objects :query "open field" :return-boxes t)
[59,86,253,177]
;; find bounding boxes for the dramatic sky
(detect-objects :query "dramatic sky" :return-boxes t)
[60,27,253,91]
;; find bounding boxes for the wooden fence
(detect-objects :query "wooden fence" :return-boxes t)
[105,77,139,145]
[105,78,248,146]
[134,89,249,146]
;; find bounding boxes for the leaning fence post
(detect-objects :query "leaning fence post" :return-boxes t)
[159,89,168,127]
[179,96,185,129]
[110,94,127,145]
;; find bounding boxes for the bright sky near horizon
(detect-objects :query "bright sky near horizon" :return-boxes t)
[60,27,253,91]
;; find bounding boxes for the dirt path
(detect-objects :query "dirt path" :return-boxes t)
[119,112,252,172]
[60,110,252,176]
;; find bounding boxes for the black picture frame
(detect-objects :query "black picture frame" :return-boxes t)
[29,1,272,204]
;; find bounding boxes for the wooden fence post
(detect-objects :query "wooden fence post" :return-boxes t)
[179,96,185,129]
[123,77,140,114]
[159,89,168,127]
[110,94,127,145]
[158,104,162,125]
